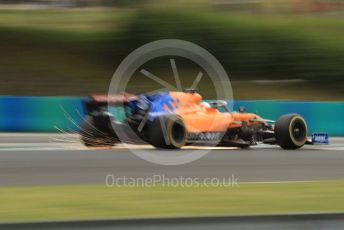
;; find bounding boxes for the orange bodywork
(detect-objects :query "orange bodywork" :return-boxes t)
[169,92,264,133]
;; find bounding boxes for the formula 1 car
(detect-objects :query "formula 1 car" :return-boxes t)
[80,91,309,149]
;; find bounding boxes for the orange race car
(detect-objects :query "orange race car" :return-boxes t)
[80,90,309,149]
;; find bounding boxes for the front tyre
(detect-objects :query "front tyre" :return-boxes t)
[275,114,308,150]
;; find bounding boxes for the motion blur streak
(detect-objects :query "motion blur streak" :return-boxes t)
[1,0,344,99]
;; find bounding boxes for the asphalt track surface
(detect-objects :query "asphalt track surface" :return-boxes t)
[0,133,344,186]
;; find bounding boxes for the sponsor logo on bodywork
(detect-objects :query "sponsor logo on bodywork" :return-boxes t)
[188,132,223,141]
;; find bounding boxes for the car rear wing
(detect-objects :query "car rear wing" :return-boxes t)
[85,93,137,113]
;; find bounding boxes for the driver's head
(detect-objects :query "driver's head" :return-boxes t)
[200,101,211,108]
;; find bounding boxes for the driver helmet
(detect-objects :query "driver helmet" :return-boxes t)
[200,101,211,108]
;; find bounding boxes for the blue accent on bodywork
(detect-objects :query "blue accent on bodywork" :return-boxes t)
[127,92,175,121]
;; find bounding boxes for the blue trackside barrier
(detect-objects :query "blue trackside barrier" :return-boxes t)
[0,96,86,132]
[0,96,343,136]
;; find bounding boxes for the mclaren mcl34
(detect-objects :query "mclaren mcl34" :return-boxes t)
[80,91,311,149]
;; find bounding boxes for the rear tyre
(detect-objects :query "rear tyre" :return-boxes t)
[275,114,308,149]
[80,116,117,147]
[148,115,187,149]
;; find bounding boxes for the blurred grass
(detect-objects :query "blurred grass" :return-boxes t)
[0,180,344,222]
[0,9,130,95]
[124,10,344,80]
[0,9,135,32]
[0,8,344,99]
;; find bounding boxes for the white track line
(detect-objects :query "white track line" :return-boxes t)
[239,180,317,185]
[0,142,343,152]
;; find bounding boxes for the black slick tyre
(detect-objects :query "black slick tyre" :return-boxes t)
[80,116,117,147]
[148,115,187,149]
[275,114,308,150]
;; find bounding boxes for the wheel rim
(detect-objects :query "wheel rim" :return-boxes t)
[171,120,186,145]
[290,118,307,144]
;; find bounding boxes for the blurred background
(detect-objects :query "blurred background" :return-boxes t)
[1,0,344,100]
